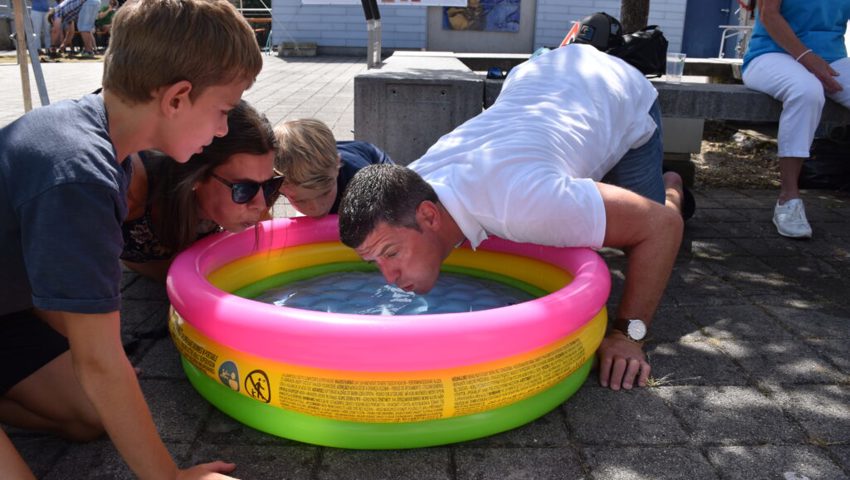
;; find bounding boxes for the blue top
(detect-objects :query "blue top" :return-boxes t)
[744,0,850,70]
[31,0,50,13]
[329,141,393,215]
[0,94,131,316]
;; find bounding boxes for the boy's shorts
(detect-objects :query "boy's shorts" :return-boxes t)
[0,310,69,394]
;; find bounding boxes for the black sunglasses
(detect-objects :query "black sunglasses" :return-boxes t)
[210,172,284,207]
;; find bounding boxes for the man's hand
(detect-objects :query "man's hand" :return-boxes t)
[597,330,650,390]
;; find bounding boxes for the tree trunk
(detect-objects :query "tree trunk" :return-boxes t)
[620,0,650,34]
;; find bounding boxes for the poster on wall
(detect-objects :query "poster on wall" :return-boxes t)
[301,0,468,6]
[443,0,520,32]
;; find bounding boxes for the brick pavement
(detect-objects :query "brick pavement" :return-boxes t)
[1,54,849,480]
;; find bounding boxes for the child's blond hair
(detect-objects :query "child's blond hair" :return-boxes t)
[102,0,263,104]
[276,119,340,190]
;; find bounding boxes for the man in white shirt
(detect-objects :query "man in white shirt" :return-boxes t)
[339,44,686,391]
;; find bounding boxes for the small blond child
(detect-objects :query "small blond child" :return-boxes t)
[276,119,393,218]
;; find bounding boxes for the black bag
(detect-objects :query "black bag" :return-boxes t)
[566,12,669,77]
[609,25,669,77]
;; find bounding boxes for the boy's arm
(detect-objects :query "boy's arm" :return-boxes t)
[44,310,239,479]
[43,309,180,479]
[594,182,683,390]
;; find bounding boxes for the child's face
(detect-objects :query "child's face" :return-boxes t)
[279,166,340,218]
[162,78,250,163]
[194,150,278,232]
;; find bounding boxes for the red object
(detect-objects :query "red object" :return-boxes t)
[559,22,581,47]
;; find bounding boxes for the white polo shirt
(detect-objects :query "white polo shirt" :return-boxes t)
[409,44,659,249]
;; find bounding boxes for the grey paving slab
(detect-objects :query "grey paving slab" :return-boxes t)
[141,378,214,443]
[583,446,719,480]
[317,449,452,480]
[705,446,848,480]
[833,446,850,475]
[647,340,749,386]
[718,339,848,386]
[562,386,689,445]
[455,447,585,480]
[3,56,850,479]
[655,386,807,444]
[770,386,850,444]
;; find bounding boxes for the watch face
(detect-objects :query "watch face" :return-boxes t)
[627,319,647,341]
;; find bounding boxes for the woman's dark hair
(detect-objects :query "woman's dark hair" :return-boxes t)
[147,100,279,253]
[338,164,439,249]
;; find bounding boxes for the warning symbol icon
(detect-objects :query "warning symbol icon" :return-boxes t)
[244,369,271,403]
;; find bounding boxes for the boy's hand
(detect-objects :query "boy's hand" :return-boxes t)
[597,331,650,390]
[178,461,238,480]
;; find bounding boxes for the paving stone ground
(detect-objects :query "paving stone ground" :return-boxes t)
[2,53,849,480]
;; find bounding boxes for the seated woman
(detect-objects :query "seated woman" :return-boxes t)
[122,100,282,282]
[275,118,393,218]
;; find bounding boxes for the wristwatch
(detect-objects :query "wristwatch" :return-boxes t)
[614,318,647,342]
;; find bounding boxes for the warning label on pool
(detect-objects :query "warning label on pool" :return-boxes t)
[169,311,218,377]
[276,337,586,423]
[452,338,585,416]
[279,377,445,423]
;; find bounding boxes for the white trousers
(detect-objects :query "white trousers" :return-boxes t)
[29,10,50,50]
[743,52,850,158]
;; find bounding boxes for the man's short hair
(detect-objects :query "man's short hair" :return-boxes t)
[102,0,263,104]
[276,119,339,190]
[338,164,438,248]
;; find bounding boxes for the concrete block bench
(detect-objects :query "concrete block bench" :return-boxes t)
[354,51,850,170]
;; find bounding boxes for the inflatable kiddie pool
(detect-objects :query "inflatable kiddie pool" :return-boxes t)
[167,215,610,449]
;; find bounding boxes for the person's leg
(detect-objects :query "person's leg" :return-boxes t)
[61,21,75,52]
[601,100,666,204]
[743,53,823,238]
[0,311,102,442]
[50,16,63,50]
[30,11,46,50]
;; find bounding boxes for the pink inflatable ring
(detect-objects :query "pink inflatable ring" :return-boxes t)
[167,215,610,448]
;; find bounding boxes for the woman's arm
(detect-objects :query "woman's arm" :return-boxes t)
[757,0,841,93]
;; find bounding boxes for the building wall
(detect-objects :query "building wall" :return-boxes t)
[272,0,686,53]
[272,1,426,51]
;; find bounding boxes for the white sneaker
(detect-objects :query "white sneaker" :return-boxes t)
[773,198,812,239]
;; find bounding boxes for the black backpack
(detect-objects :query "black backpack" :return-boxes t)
[564,12,669,77]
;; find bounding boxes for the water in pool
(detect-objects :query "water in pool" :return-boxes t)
[252,271,535,315]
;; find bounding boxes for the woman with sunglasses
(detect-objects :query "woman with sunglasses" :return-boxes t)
[122,100,282,282]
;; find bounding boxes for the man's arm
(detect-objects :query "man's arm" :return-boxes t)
[595,182,683,390]
[42,310,238,480]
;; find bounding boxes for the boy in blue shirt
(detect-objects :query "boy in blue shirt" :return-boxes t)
[0,0,262,477]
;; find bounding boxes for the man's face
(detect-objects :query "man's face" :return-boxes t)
[354,220,446,294]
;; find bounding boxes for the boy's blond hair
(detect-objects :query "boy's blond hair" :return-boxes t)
[276,119,340,190]
[102,0,263,104]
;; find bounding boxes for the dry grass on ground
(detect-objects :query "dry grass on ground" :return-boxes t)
[693,120,780,189]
